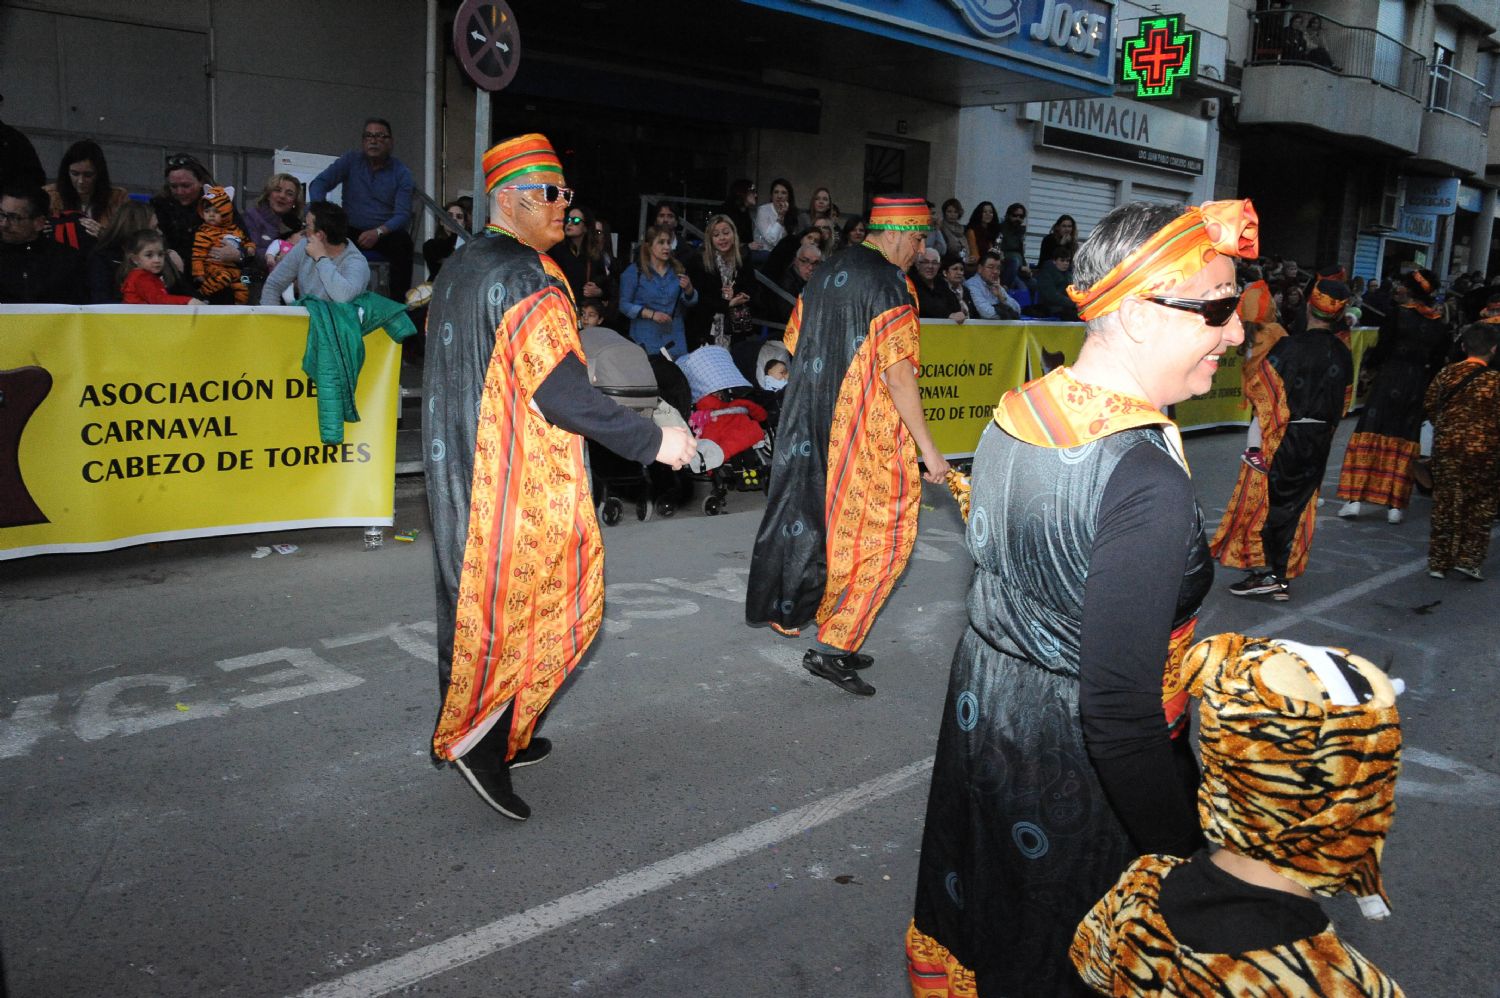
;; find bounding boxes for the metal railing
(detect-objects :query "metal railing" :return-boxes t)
[1247,9,1427,100]
[1428,63,1492,127]
[19,126,274,202]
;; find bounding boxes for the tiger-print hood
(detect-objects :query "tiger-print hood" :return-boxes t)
[200,184,235,217]
[1183,633,1402,917]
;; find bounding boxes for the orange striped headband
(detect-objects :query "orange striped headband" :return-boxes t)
[482,133,563,193]
[867,196,932,232]
[1067,199,1259,322]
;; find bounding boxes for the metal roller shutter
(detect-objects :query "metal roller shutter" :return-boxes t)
[1132,184,1191,206]
[1026,168,1119,264]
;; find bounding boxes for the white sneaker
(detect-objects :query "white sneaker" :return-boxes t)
[1387,508,1404,524]
[1428,569,1446,579]
[1338,501,1361,518]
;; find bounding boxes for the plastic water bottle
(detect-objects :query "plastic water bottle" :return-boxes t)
[363,526,384,550]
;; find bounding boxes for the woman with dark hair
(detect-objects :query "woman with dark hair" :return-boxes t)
[1335,267,1452,524]
[938,199,967,264]
[910,199,1256,996]
[150,153,243,271]
[752,177,798,254]
[840,214,867,249]
[45,139,128,250]
[964,201,1001,268]
[547,203,609,309]
[86,200,191,303]
[721,178,758,252]
[258,201,370,304]
[806,186,836,239]
[686,213,756,350]
[1037,214,1079,268]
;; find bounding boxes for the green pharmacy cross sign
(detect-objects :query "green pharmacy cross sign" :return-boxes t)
[1120,14,1197,99]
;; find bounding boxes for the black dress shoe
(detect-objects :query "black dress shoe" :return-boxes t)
[453,756,531,821]
[802,649,876,697]
[510,736,552,769]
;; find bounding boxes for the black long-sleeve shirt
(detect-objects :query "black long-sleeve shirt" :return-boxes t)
[532,353,662,466]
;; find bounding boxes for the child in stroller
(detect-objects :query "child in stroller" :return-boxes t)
[676,345,773,515]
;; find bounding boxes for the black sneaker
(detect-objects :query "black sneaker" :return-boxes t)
[510,737,552,769]
[802,650,876,697]
[453,756,531,821]
[1228,572,1288,598]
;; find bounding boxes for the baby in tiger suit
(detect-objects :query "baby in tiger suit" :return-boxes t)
[193,184,249,304]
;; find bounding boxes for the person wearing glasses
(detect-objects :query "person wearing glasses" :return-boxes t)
[964,250,1022,320]
[746,195,952,697]
[308,117,415,302]
[0,185,85,303]
[546,203,608,311]
[423,133,696,823]
[908,200,1256,996]
[1213,277,1354,602]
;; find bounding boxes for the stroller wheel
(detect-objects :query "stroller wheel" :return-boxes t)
[637,496,654,522]
[599,497,623,526]
[704,495,725,516]
[656,498,677,518]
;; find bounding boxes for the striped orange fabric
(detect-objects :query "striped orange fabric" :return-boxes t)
[993,366,1175,451]
[905,921,978,998]
[482,133,563,192]
[813,299,922,652]
[1338,433,1419,508]
[868,196,932,231]
[1067,199,1259,322]
[432,259,598,763]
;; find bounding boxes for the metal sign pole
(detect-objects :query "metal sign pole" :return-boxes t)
[472,91,491,231]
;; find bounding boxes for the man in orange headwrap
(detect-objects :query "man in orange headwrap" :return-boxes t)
[423,134,696,821]
[746,194,950,697]
[1215,278,1354,601]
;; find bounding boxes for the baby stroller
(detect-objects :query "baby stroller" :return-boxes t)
[580,326,671,524]
[676,345,773,516]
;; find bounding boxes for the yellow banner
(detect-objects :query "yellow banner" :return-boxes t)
[916,320,1381,458]
[1,306,401,560]
[917,320,1029,458]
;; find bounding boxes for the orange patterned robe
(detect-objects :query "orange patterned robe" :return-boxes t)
[423,231,600,762]
[745,242,922,652]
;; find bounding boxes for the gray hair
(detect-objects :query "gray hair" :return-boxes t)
[1071,202,1189,293]
[919,247,940,264]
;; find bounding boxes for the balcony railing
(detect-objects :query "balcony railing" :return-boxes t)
[1248,9,1427,100]
[1429,63,1492,127]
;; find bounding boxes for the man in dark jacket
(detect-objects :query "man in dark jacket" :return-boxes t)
[0,97,46,191]
[0,187,84,303]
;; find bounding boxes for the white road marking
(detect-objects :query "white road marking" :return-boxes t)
[1399,747,1500,806]
[757,643,808,679]
[289,757,934,998]
[1250,554,1430,632]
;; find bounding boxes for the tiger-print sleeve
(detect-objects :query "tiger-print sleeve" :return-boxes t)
[1070,866,1132,994]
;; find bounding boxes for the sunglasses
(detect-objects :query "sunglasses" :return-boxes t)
[566,215,584,224]
[502,183,575,205]
[1146,291,1243,327]
[165,154,202,169]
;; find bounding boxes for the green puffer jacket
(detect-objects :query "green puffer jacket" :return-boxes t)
[299,290,416,444]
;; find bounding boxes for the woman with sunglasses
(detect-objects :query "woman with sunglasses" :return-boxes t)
[908,200,1255,997]
[151,154,242,272]
[619,224,698,360]
[547,203,609,311]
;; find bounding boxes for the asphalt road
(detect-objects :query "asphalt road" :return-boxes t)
[2,419,1497,997]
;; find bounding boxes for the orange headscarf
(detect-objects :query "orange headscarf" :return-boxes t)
[1067,200,1260,322]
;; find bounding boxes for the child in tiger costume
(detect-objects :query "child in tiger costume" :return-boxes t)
[1070,633,1406,997]
[192,184,249,304]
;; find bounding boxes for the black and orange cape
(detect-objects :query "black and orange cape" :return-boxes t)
[745,242,922,652]
[423,231,600,763]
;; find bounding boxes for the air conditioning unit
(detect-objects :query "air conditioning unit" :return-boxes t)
[1200,98,1220,119]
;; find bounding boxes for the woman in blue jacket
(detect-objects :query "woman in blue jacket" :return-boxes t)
[620,225,698,359]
